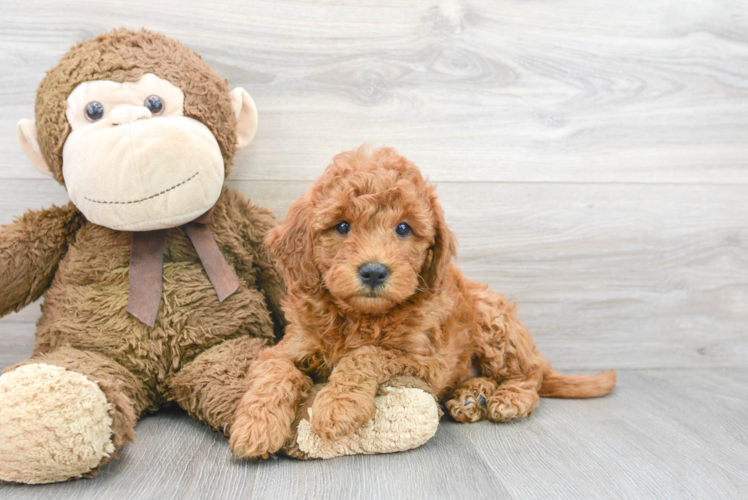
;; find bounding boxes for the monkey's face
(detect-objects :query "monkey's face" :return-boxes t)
[17,31,259,233]
[59,74,224,231]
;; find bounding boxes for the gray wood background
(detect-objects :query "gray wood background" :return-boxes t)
[0,0,746,498]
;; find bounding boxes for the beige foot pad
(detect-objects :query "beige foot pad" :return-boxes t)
[0,363,115,484]
[297,386,439,459]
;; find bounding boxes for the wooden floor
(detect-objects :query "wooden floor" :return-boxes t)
[1,368,746,499]
[1,0,747,498]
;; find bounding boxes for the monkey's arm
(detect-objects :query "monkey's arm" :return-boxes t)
[223,188,287,330]
[0,202,84,318]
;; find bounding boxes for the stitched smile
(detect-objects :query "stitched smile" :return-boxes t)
[85,171,199,205]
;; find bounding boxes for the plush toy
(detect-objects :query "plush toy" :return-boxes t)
[0,29,439,484]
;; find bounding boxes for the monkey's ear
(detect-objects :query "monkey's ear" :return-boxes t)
[229,88,258,148]
[16,119,53,177]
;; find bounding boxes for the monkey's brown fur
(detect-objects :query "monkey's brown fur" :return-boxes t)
[2,188,284,472]
[0,29,284,477]
[230,147,616,458]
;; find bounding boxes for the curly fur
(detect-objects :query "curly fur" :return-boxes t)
[230,146,616,458]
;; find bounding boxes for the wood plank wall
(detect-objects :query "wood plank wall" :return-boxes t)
[1,0,746,370]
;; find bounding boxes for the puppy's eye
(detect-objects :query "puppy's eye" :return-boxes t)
[335,221,351,235]
[144,95,164,115]
[395,222,411,237]
[85,101,105,122]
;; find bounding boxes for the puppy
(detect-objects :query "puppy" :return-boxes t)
[230,147,615,458]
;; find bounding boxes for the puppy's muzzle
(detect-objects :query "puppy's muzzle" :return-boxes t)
[359,262,389,289]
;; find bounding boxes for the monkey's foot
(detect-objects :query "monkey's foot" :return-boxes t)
[295,380,440,459]
[0,363,115,484]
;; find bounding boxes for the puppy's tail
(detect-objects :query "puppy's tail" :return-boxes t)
[539,365,616,399]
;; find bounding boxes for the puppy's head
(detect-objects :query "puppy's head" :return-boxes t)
[266,146,456,314]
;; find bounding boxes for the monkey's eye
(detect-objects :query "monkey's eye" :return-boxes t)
[395,222,411,237]
[335,221,351,235]
[85,101,105,122]
[144,95,164,115]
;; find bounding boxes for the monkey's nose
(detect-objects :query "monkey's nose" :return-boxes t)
[109,106,152,125]
[359,262,389,289]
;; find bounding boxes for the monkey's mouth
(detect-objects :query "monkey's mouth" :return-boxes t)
[84,171,199,205]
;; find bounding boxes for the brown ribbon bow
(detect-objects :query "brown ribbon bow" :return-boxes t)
[126,207,240,327]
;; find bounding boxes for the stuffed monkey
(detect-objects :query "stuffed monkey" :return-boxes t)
[0,29,438,484]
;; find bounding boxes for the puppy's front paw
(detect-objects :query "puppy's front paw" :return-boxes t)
[229,405,290,459]
[310,387,376,440]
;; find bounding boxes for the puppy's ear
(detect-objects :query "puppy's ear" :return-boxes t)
[421,195,457,292]
[265,194,320,292]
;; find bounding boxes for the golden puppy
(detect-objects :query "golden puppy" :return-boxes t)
[230,146,616,458]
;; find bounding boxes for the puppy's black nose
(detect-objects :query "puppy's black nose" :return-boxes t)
[359,262,389,289]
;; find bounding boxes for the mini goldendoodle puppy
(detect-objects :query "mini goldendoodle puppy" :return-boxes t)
[230,146,616,458]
